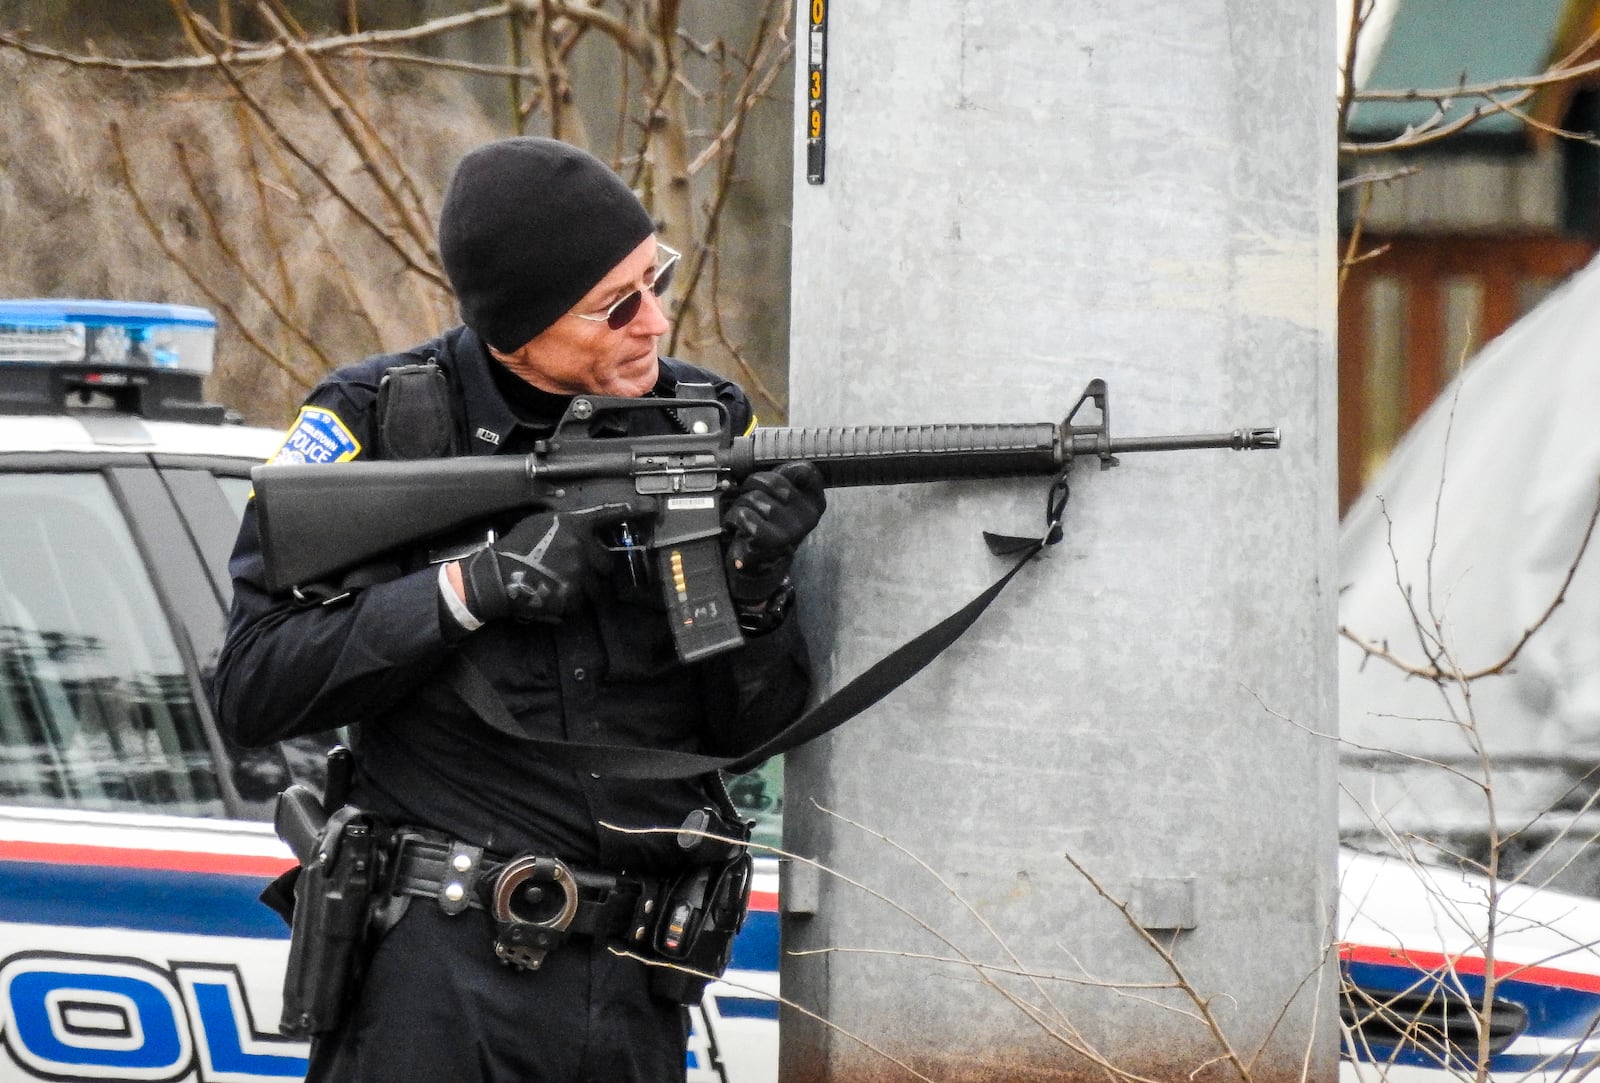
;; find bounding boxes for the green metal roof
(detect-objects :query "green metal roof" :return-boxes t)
[1347,0,1570,142]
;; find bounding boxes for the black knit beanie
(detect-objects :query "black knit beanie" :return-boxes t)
[437,138,657,352]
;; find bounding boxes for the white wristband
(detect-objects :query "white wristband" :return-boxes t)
[438,562,484,632]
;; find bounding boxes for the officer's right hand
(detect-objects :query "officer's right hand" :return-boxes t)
[458,502,645,624]
[722,461,827,602]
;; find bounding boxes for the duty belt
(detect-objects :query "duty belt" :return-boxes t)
[388,830,659,970]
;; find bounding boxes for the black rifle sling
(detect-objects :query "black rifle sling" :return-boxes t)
[444,473,1071,780]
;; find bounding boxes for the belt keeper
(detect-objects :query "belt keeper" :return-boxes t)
[627,884,660,947]
[439,840,485,916]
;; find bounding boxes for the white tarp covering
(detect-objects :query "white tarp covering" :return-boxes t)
[1338,253,1600,868]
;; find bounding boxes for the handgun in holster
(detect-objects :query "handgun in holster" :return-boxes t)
[277,800,384,1038]
[259,746,354,923]
[647,806,755,1005]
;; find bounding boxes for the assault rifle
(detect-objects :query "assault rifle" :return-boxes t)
[252,379,1278,664]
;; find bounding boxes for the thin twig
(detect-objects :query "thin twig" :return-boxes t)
[109,121,313,388]
[787,945,1178,992]
[1340,480,1600,680]
[249,0,437,258]
[1342,24,1600,153]
[167,2,444,287]
[171,138,336,373]
[1335,165,1420,191]
[164,1,446,288]
[607,948,942,1083]
[1063,849,1256,1082]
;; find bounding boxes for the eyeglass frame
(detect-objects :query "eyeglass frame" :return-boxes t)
[570,243,681,331]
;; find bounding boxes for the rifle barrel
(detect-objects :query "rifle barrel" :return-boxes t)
[1098,427,1281,456]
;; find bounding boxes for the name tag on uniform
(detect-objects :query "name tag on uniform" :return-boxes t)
[270,406,361,465]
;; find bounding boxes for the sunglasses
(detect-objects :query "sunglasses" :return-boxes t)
[571,243,681,330]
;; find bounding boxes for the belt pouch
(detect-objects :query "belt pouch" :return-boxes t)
[647,850,754,1005]
[280,807,382,1038]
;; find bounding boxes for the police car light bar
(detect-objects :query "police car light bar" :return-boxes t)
[0,298,216,373]
[0,299,232,423]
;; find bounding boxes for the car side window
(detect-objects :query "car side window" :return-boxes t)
[0,472,223,816]
[216,474,252,521]
[170,468,335,818]
[728,760,782,851]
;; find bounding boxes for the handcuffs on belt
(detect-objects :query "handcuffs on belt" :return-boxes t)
[488,854,585,970]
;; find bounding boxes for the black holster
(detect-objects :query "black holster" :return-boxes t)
[647,805,754,1005]
[279,804,385,1038]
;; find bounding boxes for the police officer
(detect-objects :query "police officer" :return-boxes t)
[212,137,825,1082]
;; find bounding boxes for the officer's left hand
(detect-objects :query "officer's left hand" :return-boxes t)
[722,461,827,602]
[459,500,648,624]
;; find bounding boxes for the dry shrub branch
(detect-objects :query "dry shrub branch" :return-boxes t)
[1337,0,1600,286]
[1337,386,1600,1080]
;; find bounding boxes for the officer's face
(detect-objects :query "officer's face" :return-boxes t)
[500,236,672,398]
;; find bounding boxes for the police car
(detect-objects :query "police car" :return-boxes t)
[0,300,779,1083]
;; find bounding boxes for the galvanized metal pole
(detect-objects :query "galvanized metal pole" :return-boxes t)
[781,2,1338,1081]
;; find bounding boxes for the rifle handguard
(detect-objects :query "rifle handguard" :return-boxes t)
[747,422,1062,487]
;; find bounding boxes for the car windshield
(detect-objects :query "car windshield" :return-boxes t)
[0,472,222,816]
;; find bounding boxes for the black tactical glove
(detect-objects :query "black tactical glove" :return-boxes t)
[722,461,827,603]
[460,502,643,624]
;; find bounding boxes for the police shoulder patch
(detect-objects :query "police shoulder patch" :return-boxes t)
[269,405,362,465]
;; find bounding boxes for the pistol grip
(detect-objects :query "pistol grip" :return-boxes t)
[275,783,330,867]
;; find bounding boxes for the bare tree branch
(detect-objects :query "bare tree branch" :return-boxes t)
[0,4,524,70]
[109,120,316,388]
[161,1,447,290]
[171,138,337,372]
[1340,481,1600,681]
[248,0,437,258]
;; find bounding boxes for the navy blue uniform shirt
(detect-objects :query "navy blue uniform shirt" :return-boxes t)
[212,326,812,873]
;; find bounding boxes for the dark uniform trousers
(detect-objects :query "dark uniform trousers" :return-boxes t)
[306,902,687,1083]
